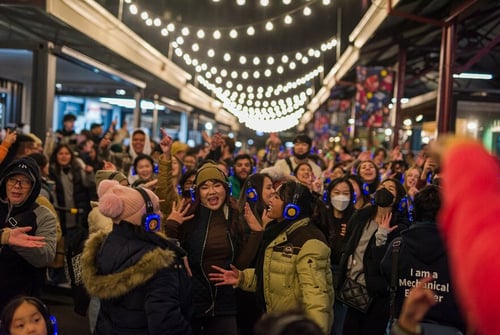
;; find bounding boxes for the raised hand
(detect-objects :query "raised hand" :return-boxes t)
[244,203,263,232]
[167,198,194,224]
[159,129,173,158]
[209,265,240,286]
[3,128,17,145]
[378,211,398,233]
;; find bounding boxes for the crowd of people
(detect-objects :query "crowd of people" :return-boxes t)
[0,113,496,335]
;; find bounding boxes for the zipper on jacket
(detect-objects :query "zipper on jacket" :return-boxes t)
[201,211,216,316]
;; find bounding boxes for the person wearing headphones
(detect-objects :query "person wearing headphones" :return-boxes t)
[209,181,334,334]
[229,153,255,200]
[0,296,56,335]
[81,180,192,335]
[165,162,263,335]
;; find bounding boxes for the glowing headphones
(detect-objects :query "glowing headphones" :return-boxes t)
[0,297,57,335]
[246,179,258,202]
[134,187,161,232]
[283,182,302,220]
[352,191,357,204]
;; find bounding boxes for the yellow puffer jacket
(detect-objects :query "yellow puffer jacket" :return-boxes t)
[238,217,334,334]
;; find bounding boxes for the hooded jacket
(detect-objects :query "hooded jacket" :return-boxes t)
[82,222,192,335]
[0,157,57,308]
[381,221,466,332]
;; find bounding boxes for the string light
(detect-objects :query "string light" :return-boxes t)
[124,0,335,131]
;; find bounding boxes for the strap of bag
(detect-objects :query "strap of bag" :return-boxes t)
[285,157,294,175]
[390,237,402,323]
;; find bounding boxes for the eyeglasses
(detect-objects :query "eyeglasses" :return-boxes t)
[7,177,32,189]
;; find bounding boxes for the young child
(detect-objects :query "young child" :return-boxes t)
[0,296,56,335]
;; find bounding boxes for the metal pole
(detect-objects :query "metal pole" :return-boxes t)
[392,46,406,148]
[436,22,456,134]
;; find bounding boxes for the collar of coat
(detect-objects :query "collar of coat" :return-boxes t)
[268,217,311,247]
[81,230,176,300]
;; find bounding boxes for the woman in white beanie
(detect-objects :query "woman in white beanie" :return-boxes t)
[82,180,192,335]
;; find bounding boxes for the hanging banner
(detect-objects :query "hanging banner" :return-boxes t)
[355,66,394,128]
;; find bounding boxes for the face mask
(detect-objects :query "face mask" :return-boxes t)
[374,188,394,207]
[331,194,350,211]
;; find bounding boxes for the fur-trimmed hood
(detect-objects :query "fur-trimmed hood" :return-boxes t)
[81,229,176,300]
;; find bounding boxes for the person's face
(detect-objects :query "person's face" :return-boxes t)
[136,158,153,180]
[234,158,252,180]
[374,151,385,164]
[183,174,196,191]
[199,180,227,210]
[295,165,313,185]
[359,162,376,182]
[405,168,419,189]
[330,182,351,202]
[91,126,103,136]
[63,119,74,132]
[56,147,72,166]
[293,141,309,156]
[131,133,146,154]
[348,180,363,209]
[183,155,197,170]
[260,176,275,205]
[172,158,180,178]
[331,167,345,180]
[378,180,398,204]
[6,174,33,205]
[267,186,284,220]
[9,302,47,335]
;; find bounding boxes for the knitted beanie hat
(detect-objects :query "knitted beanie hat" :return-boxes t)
[195,163,228,187]
[97,180,160,225]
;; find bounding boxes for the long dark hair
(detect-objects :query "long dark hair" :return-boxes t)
[325,177,355,219]
[237,173,272,225]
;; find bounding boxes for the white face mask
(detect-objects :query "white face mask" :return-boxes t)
[331,194,350,211]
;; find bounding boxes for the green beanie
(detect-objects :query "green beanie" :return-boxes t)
[195,163,227,186]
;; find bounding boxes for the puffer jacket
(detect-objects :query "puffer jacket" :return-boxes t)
[81,222,192,335]
[238,217,334,334]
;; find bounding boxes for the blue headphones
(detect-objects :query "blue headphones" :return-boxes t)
[246,179,258,202]
[283,183,302,220]
[352,191,357,205]
[134,187,161,232]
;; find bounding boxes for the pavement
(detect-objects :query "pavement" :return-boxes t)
[42,285,91,335]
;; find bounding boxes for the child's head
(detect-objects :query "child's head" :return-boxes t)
[0,296,53,335]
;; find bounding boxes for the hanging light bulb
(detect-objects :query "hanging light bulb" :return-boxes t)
[153,18,162,27]
[242,71,249,79]
[129,4,138,15]
[197,29,205,39]
[253,57,260,65]
[224,53,231,62]
[176,36,184,45]
[236,0,246,5]
[140,11,148,20]
[281,55,289,63]
[192,43,199,52]
[247,26,255,36]
[181,27,190,36]
[282,0,291,4]
[161,28,168,36]
[322,0,331,4]
[213,30,221,39]
[267,56,275,65]
[284,15,293,25]
[239,56,247,64]
[265,21,274,31]
[207,49,215,57]
[260,0,269,6]
[167,23,175,32]
[303,6,312,16]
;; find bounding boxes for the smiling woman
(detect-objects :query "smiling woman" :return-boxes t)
[165,162,264,335]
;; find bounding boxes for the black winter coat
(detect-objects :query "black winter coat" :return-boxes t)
[82,222,192,335]
[381,221,466,332]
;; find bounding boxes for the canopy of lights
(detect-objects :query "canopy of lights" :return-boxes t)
[123,0,336,132]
